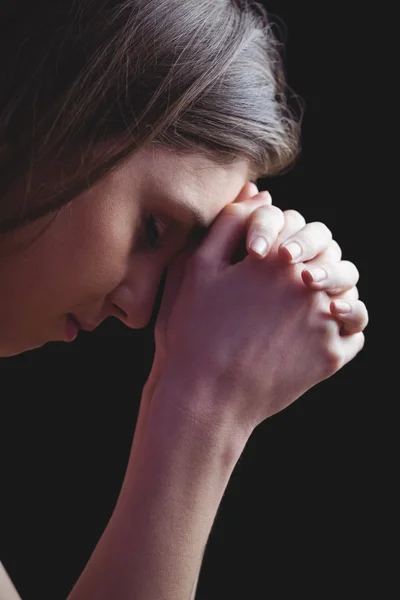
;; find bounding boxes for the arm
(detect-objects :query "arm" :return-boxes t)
[0,562,22,600]
[67,377,248,600]
[189,548,204,600]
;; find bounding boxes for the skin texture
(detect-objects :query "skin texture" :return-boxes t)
[0,147,252,357]
[63,181,368,600]
[0,149,368,600]
[0,146,367,358]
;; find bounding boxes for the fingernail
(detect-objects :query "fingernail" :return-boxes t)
[283,242,302,262]
[305,267,327,283]
[333,300,351,314]
[250,237,268,257]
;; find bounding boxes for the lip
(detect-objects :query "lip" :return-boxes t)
[70,314,101,333]
[65,314,80,342]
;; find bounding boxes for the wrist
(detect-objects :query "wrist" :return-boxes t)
[149,370,251,466]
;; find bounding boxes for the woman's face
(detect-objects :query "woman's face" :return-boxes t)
[0,146,251,356]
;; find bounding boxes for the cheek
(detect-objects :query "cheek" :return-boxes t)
[27,222,133,307]
[64,232,132,298]
[57,189,138,298]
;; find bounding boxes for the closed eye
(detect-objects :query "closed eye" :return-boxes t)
[145,213,168,250]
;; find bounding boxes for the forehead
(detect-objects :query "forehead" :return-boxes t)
[125,146,252,226]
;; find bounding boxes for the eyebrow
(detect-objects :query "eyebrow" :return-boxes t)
[185,205,210,236]
[166,199,210,241]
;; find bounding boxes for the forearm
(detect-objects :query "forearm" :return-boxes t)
[67,379,248,600]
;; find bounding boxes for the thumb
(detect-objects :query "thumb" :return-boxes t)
[155,182,264,337]
[196,189,272,266]
[154,237,199,344]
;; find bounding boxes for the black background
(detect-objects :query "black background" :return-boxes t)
[1,3,373,599]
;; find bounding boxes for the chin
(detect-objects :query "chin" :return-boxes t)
[0,339,45,358]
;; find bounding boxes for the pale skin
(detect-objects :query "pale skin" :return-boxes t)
[0,146,368,599]
[0,147,366,357]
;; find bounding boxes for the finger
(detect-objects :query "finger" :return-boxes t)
[246,204,286,258]
[144,245,199,447]
[261,209,306,260]
[303,239,342,266]
[330,300,369,335]
[338,331,366,365]
[275,209,306,244]
[196,191,274,265]
[279,221,333,263]
[332,287,359,301]
[155,237,200,342]
[235,181,263,203]
[302,260,359,295]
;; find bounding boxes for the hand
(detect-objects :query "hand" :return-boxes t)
[238,183,368,336]
[150,199,366,438]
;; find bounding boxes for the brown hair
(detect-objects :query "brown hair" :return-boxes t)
[0,0,301,235]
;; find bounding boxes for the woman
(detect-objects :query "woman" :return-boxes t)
[0,1,368,598]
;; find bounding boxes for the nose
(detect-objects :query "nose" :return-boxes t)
[108,260,166,330]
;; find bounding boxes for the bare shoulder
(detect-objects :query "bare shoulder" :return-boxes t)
[0,562,22,600]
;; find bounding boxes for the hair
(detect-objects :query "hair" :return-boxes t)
[0,0,302,236]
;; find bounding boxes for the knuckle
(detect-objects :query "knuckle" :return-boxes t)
[249,205,284,233]
[265,204,285,225]
[225,191,273,218]
[298,230,315,253]
[358,299,367,312]
[348,261,360,283]
[309,290,327,313]
[358,301,369,326]
[313,221,333,240]
[323,344,345,375]
[256,203,282,216]
[358,332,366,352]
[283,209,306,228]
[341,287,359,301]
[258,190,272,204]
[329,240,342,261]
[327,286,344,297]
[223,203,246,217]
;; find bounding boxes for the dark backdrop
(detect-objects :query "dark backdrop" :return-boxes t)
[1,4,372,599]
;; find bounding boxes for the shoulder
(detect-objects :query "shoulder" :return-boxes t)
[0,562,22,600]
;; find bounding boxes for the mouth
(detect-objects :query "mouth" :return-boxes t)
[66,313,102,339]
[65,314,80,342]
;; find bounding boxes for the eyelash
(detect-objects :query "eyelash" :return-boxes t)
[145,213,167,250]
